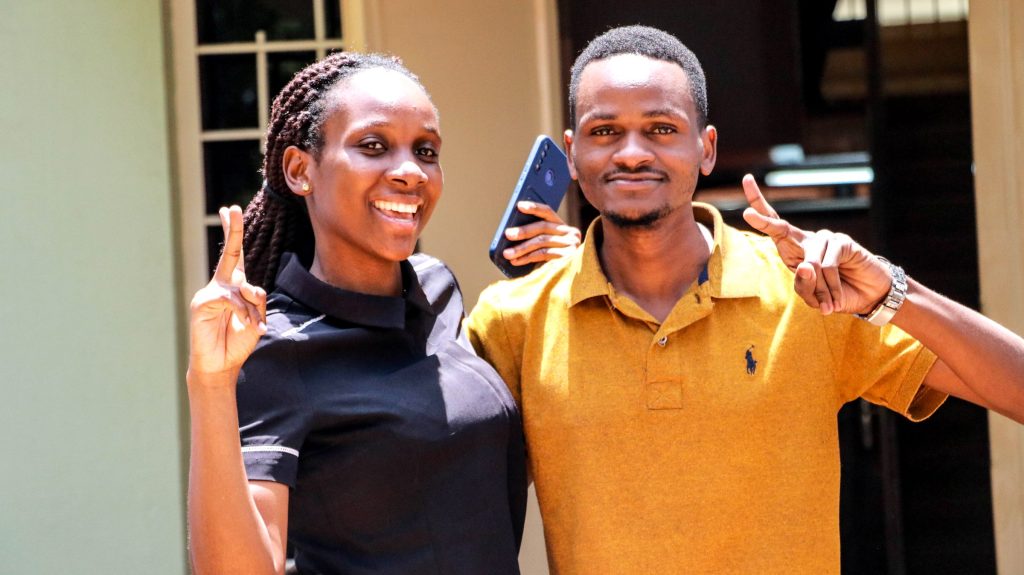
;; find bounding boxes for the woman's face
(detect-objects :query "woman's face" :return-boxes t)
[302,68,442,270]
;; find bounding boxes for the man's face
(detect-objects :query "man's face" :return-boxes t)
[565,53,716,229]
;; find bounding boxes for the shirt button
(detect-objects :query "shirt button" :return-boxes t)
[657,336,668,347]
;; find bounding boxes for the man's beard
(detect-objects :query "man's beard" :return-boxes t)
[604,204,672,229]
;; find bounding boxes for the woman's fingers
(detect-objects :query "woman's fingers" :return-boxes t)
[239,282,268,331]
[503,203,581,269]
[504,228,580,265]
[514,201,569,225]
[214,206,246,284]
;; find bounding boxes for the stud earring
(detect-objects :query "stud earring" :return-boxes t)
[301,182,310,192]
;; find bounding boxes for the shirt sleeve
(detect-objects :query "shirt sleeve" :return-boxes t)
[464,284,524,406]
[825,314,945,421]
[236,336,310,488]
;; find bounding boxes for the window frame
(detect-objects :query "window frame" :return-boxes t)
[170,0,368,293]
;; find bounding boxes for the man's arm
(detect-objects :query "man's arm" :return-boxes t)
[741,175,1024,423]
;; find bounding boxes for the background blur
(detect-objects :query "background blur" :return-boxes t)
[1,0,1021,573]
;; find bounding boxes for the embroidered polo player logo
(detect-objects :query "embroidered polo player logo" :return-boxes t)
[745,345,757,375]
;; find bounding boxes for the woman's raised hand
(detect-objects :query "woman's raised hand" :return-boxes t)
[188,206,267,379]
[502,201,583,267]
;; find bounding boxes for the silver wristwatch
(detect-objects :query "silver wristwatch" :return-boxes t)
[857,257,907,327]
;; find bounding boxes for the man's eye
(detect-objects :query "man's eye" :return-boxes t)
[651,125,677,134]
[592,127,615,136]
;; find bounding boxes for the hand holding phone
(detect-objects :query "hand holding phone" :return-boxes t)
[489,136,573,278]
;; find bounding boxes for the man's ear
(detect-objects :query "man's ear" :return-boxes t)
[699,125,718,177]
[282,145,314,196]
[564,129,578,181]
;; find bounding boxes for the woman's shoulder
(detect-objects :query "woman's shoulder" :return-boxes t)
[260,291,325,343]
[408,252,455,283]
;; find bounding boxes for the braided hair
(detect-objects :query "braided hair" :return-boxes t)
[242,51,425,291]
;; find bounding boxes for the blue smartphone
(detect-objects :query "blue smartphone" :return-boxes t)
[488,135,572,278]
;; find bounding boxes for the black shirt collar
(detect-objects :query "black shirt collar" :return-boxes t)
[274,253,434,329]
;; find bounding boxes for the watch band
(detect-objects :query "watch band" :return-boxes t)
[857,257,907,327]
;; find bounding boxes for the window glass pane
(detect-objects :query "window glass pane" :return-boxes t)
[196,0,315,44]
[203,140,262,215]
[200,55,258,130]
[207,225,224,276]
[268,51,318,103]
[325,0,343,39]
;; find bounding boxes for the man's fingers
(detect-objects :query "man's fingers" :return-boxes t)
[803,232,837,314]
[742,174,779,219]
[793,263,822,310]
[742,207,807,246]
[214,205,245,283]
[820,233,848,313]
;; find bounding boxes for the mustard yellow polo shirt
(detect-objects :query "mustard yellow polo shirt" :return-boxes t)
[466,203,943,575]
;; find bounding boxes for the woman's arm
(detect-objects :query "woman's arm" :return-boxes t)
[187,373,289,575]
[187,206,288,575]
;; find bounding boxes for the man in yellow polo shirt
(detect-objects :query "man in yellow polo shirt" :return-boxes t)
[466,25,1024,574]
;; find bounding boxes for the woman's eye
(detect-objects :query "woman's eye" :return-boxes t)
[361,141,386,152]
[417,147,438,159]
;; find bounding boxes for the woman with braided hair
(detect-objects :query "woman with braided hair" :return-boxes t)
[186,51,579,575]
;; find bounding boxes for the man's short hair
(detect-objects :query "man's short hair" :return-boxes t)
[568,25,709,128]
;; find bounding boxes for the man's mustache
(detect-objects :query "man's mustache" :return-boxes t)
[602,166,669,181]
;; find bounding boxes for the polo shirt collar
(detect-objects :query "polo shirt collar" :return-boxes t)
[569,202,763,307]
[274,253,434,328]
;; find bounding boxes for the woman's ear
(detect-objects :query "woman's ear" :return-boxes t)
[282,146,315,196]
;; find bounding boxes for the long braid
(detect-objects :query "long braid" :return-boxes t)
[240,51,424,291]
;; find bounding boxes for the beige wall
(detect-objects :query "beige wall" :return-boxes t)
[357,0,564,303]
[0,1,186,573]
[969,2,1024,573]
[357,1,562,572]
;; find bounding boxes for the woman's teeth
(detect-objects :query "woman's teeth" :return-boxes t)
[373,200,419,215]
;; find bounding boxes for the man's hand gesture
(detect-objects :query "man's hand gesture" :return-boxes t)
[740,174,891,316]
[188,205,267,378]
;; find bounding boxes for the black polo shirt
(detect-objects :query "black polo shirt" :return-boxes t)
[238,253,526,575]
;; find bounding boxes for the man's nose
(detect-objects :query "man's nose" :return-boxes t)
[611,131,654,169]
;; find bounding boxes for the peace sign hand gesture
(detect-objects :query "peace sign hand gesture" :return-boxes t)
[740,174,892,316]
[188,206,267,380]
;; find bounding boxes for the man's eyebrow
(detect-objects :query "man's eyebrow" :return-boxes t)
[581,109,687,122]
[581,112,618,122]
[643,108,686,119]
